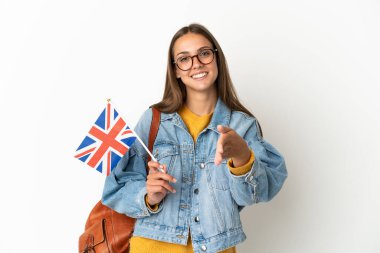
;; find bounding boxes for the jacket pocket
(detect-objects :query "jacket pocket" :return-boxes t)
[152,141,179,175]
[206,160,230,190]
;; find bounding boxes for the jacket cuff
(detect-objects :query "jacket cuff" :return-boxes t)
[228,150,255,176]
[228,159,260,203]
[135,187,163,217]
[144,194,160,212]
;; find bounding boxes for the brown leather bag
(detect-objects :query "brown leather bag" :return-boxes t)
[78,107,161,253]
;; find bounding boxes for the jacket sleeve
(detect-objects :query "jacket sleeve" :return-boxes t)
[101,108,163,218]
[228,118,288,207]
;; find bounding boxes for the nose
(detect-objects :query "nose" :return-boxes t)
[192,55,203,69]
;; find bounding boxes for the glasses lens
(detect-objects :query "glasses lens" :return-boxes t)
[177,56,192,71]
[198,49,214,64]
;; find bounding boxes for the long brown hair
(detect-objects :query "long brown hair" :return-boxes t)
[152,23,262,134]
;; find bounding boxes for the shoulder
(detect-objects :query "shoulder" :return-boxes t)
[230,110,256,126]
[229,110,262,140]
[132,108,154,147]
[134,107,175,141]
[133,108,151,132]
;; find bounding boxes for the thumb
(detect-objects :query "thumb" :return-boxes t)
[217,125,232,134]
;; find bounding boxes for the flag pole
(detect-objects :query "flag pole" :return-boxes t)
[130,128,157,163]
[132,131,165,173]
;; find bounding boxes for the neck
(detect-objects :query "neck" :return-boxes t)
[185,88,217,116]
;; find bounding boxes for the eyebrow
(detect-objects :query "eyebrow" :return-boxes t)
[175,46,212,58]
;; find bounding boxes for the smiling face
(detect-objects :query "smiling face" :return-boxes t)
[173,33,218,96]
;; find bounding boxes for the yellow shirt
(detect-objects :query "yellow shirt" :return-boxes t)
[130,105,254,253]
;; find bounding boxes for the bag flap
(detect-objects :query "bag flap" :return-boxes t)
[79,219,107,251]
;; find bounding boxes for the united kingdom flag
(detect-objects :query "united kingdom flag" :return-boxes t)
[74,101,137,175]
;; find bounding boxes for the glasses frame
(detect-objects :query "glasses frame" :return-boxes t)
[173,48,218,71]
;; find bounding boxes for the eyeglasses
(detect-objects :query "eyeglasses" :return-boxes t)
[173,48,217,71]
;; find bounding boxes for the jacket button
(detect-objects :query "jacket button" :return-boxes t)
[194,188,199,194]
[201,245,207,251]
[195,216,200,222]
[200,163,205,169]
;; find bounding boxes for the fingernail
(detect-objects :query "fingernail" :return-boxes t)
[173,189,176,193]
[173,178,177,183]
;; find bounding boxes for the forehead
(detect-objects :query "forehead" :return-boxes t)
[173,33,213,56]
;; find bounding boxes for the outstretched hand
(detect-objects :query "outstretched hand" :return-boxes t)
[214,125,251,167]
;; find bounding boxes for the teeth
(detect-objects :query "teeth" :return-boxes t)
[192,72,207,79]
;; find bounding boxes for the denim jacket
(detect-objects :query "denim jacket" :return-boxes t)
[102,98,287,253]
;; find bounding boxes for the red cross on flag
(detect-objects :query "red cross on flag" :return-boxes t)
[74,101,137,175]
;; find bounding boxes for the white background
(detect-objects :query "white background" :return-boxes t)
[1,0,379,252]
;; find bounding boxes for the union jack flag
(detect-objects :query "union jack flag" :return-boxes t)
[74,101,137,175]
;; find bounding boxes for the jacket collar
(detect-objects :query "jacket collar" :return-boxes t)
[160,97,231,132]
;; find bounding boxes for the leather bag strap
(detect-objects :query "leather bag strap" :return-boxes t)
[146,107,161,169]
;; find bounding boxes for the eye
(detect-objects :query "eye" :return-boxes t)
[177,56,190,63]
[199,49,211,58]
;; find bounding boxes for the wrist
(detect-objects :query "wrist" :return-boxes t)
[146,195,157,206]
[231,147,251,167]
[145,194,160,211]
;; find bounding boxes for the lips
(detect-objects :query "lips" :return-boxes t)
[191,72,208,79]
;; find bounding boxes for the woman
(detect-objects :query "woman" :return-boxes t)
[102,23,287,253]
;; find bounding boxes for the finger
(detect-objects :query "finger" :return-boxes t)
[215,138,226,163]
[216,136,224,154]
[147,171,177,183]
[217,125,233,134]
[216,126,226,152]
[147,185,168,195]
[150,165,165,174]
[214,152,223,165]
[147,180,176,193]
[148,160,161,169]
[148,162,166,174]
[217,134,230,157]
[214,134,224,165]
[215,142,233,164]
[157,164,166,173]
[214,148,229,164]
[148,161,161,174]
